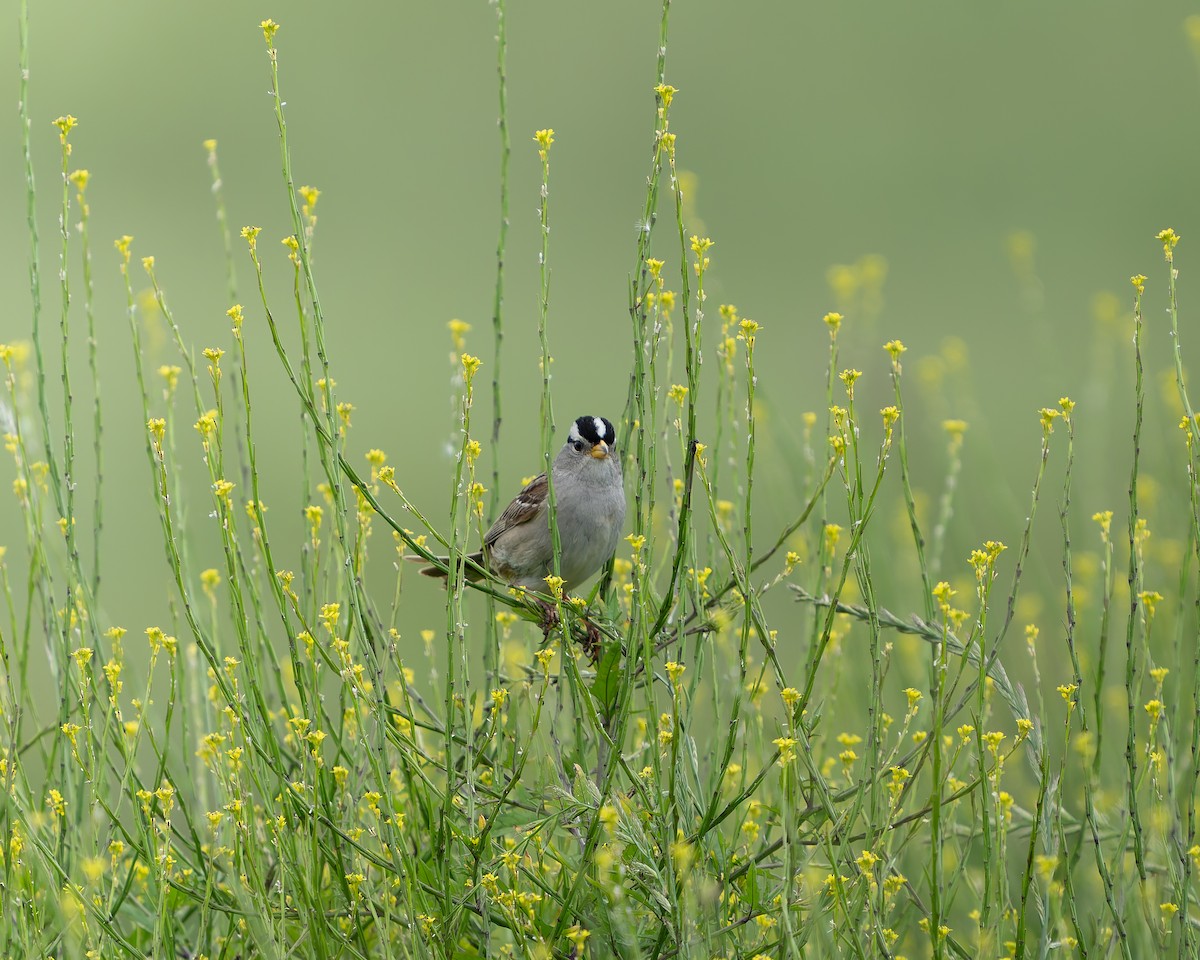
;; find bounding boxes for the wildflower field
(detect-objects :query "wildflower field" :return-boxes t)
[3,2,1200,958]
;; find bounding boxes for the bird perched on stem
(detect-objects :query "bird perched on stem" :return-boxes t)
[421,416,626,648]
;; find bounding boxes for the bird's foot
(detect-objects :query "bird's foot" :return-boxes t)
[535,597,560,636]
[534,597,602,664]
[579,616,603,664]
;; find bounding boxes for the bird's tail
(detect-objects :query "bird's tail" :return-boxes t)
[414,550,487,582]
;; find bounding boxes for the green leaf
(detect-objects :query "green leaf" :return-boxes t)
[590,638,623,712]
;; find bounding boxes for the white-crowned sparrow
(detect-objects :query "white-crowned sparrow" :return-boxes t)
[421,415,626,594]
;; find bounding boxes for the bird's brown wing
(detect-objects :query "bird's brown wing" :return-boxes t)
[485,473,548,549]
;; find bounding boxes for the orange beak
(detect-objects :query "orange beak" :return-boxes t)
[590,441,609,459]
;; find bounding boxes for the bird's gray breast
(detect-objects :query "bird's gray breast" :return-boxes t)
[556,468,625,589]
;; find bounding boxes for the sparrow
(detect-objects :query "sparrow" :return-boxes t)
[422,415,626,596]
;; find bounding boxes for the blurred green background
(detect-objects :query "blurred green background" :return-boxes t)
[2,1,1199,653]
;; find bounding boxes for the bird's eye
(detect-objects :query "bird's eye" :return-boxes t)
[572,441,584,452]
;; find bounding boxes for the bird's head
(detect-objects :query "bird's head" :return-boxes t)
[564,415,617,464]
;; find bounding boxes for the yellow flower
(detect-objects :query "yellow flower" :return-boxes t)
[773,737,798,765]
[446,319,472,353]
[737,318,761,345]
[883,768,907,806]
[461,354,481,380]
[158,364,181,392]
[1131,274,1147,295]
[1139,590,1163,619]
[533,128,555,160]
[855,850,879,873]
[305,504,324,543]
[146,626,167,654]
[61,722,81,747]
[1156,227,1181,260]
[823,312,843,335]
[932,581,955,608]
[155,782,176,812]
[566,925,591,949]
[240,225,262,253]
[654,83,677,108]
[261,19,280,44]
[299,185,320,209]
[279,236,300,267]
[942,419,968,440]
[53,115,78,141]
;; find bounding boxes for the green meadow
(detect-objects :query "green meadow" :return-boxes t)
[2,2,1200,957]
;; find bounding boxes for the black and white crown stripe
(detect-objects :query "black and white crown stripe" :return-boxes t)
[568,416,616,447]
